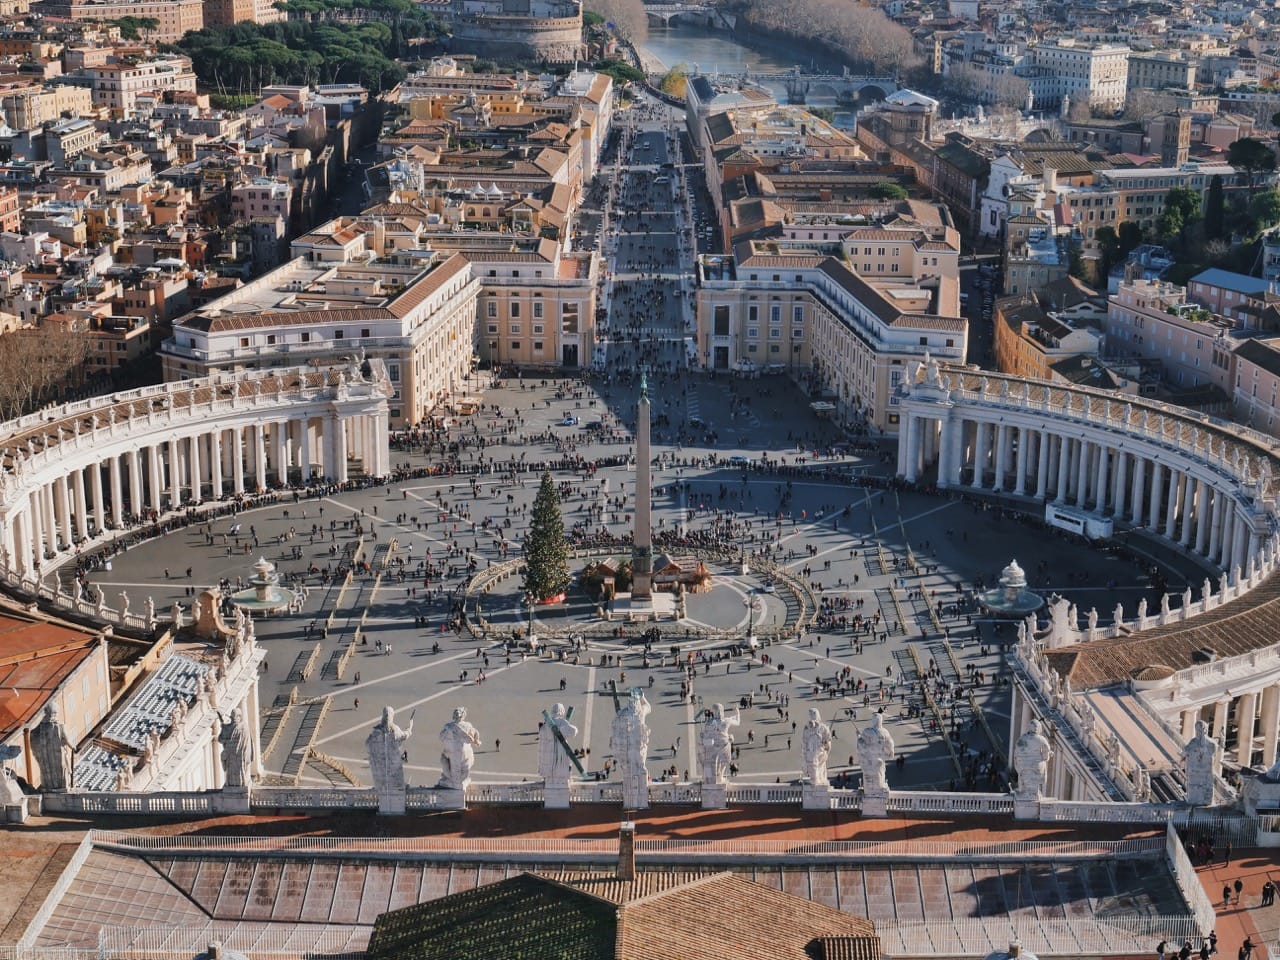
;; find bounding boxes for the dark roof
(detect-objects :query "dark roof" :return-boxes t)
[1234,337,1280,379]
[933,140,990,180]
[366,873,615,960]
[367,871,880,960]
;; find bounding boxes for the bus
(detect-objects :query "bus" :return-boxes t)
[1044,503,1114,540]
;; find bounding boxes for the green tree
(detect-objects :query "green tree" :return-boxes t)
[1250,189,1280,230]
[1227,137,1277,194]
[1117,221,1145,254]
[869,182,909,200]
[523,472,569,602]
[1205,174,1225,240]
[1160,185,1201,247]
[1095,225,1120,278]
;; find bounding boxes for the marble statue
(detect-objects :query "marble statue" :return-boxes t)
[801,707,833,785]
[366,706,414,795]
[144,596,155,627]
[1113,603,1124,628]
[538,702,578,786]
[697,703,740,785]
[1086,607,1098,635]
[857,713,895,797]
[610,689,651,807]
[1046,595,1072,644]
[1137,597,1148,623]
[438,706,480,790]
[1203,578,1213,603]
[118,590,130,620]
[1183,719,1216,806]
[172,603,184,630]
[1012,719,1052,801]
[1160,593,1171,617]
[30,703,74,791]
[219,708,253,790]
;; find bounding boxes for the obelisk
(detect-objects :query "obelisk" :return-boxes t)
[631,373,653,601]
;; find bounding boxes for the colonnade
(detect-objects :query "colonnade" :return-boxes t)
[0,366,393,584]
[896,367,1273,576]
[1180,686,1280,771]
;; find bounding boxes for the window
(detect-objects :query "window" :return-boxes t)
[770,344,781,353]
[533,324,544,334]
[713,305,730,336]
[334,330,344,340]
[267,334,276,345]
[770,327,781,339]
[301,332,310,343]
[361,328,371,338]
[770,305,781,323]
[487,301,497,318]
[388,364,400,382]
[240,337,249,347]
[511,303,521,319]
[919,337,928,346]
[487,324,498,334]
[533,341,543,352]
[533,301,544,319]
[510,342,521,352]
[510,324,521,334]
[793,305,803,323]
[747,327,759,339]
[748,305,758,323]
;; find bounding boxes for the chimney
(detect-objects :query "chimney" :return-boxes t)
[617,821,636,881]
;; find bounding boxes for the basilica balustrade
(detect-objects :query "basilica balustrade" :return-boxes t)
[0,363,393,625]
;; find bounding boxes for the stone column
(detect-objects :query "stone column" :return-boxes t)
[1212,698,1230,740]
[992,424,1008,492]
[53,475,71,551]
[1179,474,1195,547]
[299,417,312,484]
[371,410,391,477]
[1181,709,1197,740]
[1209,490,1225,563]
[331,414,349,484]
[1130,456,1146,524]
[168,438,182,508]
[1094,443,1109,512]
[232,427,245,496]
[276,422,289,485]
[1035,430,1049,498]
[1112,451,1128,517]
[71,468,88,541]
[10,512,25,574]
[1013,426,1028,495]
[1233,517,1249,576]
[147,446,163,513]
[90,462,104,537]
[1262,685,1280,769]
[42,485,56,556]
[1237,692,1258,767]
[1195,479,1212,556]
[1075,440,1090,508]
[109,455,123,529]
[1148,462,1165,530]
[1164,471,1181,540]
[971,422,988,489]
[189,433,202,502]
[27,490,43,563]
[254,425,267,491]
[126,450,141,518]
[1055,436,1070,503]
[1221,512,1236,576]
[209,429,223,500]
[897,413,914,478]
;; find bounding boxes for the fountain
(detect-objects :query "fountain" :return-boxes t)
[229,556,294,616]
[979,559,1045,619]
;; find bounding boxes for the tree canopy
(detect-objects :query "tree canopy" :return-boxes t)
[1227,137,1277,193]
[174,1,438,94]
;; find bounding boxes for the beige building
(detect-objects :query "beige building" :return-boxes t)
[160,253,480,427]
[1126,53,1197,92]
[1233,337,1280,439]
[1106,278,1236,394]
[993,294,1103,381]
[1,84,93,132]
[38,0,203,41]
[79,55,199,116]
[696,237,967,433]
[1031,38,1131,111]
[202,0,284,27]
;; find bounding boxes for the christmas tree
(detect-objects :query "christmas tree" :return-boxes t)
[524,471,570,601]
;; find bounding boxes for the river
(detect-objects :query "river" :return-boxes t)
[636,22,858,126]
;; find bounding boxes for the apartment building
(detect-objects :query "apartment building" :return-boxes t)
[1,84,93,131]
[1233,338,1280,439]
[1126,52,1197,92]
[993,293,1102,380]
[1106,277,1235,393]
[1097,164,1240,235]
[230,178,291,223]
[78,55,199,116]
[37,0,203,42]
[291,210,599,371]
[202,0,284,27]
[695,243,967,433]
[1031,38,1131,110]
[161,253,481,427]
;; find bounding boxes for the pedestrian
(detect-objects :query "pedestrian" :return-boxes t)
[495,738,501,752]
[1234,878,1243,905]
[353,697,359,710]
[1224,841,1232,866]
[1223,885,1231,908]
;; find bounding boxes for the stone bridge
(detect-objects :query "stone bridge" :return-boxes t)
[723,67,899,104]
[643,1,719,24]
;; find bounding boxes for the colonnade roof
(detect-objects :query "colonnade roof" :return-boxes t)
[0,367,344,475]
[1045,573,1280,689]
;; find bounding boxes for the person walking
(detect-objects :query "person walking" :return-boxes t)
[1223,885,1232,908]
[1234,878,1244,905]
